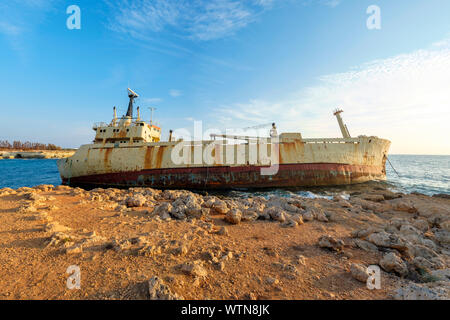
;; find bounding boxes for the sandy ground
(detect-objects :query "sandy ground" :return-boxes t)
[0,185,448,300]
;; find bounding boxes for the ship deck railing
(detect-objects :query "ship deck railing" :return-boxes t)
[93,122,108,129]
[302,138,361,144]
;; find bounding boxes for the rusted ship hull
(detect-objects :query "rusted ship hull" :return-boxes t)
[62,162,386,189]
[58,135,391,189]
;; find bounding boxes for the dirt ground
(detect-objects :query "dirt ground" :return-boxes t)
[0,185,448,300]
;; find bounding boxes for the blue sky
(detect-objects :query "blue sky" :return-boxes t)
[0,0,449,154]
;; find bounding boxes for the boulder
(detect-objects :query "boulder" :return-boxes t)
[125,194,147,207]
[290,214,304,225]
[217,226,228,236]
[66,244,83,255]
[212,200,229,214]
[353,239,378,252]
[181,261,208,278]
[351,227,382,239]
[265,207,286,222]
[302,210,314,222]
[148,276,183,300]
[409,245,440,260]
[430,269,450,282]
[394,282,450,300]
[44,222,71,233]
[361,193,385,202]
[379,252,408,277]
[318,235,345,252]
[413,256,446,271]
[225,209,242,225]
[413,219,430,232]
[350,263,370,283]
[368,232,408,251]
[153,202,173,219]
[434,230,450,245]
[241,210,258,222]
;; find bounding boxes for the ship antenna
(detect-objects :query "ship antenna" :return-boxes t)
[333,108,351,139]
[126,88,139,118]
[148,107,157,125]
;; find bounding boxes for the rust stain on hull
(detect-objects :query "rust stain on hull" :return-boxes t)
[63,163,386,190]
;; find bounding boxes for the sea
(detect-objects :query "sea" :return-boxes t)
[0,155,448,197]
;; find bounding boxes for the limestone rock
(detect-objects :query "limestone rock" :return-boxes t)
[350,263,370,283]
[44,222,71,233]
[281,218,298,228]
[241,210,258,222]
[434,230,450,245]
[181,261,208,278]
[225,209,242,225]
[148,276,183,300]
[354,239,379,252]
[212,200,229,214]
[66,244,83,255]
[413,256,446,271]
[318,235,345,252]
[265,277,279,285]
[265,207,286,222]
[379,252,408,277]
[290,214,304,225]
[394,282,450,300]
[430,269,450,282]
[368,232,408,251]
[153,202,173,220]
[125,194,147,207]
[217,226,228,236]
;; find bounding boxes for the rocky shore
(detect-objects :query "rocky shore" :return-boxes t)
[0,150,76,159]
[0,184,448,300]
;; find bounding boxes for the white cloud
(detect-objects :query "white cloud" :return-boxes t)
[142,97,163,104]
[107,0,273,41]
[302,0,342,7]
[0,21,22,36]
[0,0,57,33]
[212,39,450,155]
[169,89,182,97]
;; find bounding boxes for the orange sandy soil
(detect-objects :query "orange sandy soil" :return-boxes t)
[0,185,448,300]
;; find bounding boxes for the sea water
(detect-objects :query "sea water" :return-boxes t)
[0,155,448,196]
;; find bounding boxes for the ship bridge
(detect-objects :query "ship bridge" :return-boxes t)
[93,89,161,145]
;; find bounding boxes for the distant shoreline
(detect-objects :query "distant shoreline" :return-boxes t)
[0,150,76,160]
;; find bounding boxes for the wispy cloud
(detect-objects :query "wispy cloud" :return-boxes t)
[0,0,58,57]
[169,89,182,97]
[142,97,163,104]
[301,0,342,8]
[106,0,276,41]
[212,39,450,154]
[0,21,22,36]
[0,0,57,35]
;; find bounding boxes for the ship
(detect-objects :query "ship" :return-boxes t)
[57,89,391,189]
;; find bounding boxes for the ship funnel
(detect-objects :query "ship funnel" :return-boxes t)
[126,88,139,118]
[113,106,117,126]
[333,109,351,138]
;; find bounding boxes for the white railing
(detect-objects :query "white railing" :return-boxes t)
[302,138,361,144]
[92,122,108,130]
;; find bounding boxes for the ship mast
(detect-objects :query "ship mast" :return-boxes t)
[333,109,351,139]
[126,88,139,118]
